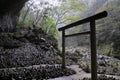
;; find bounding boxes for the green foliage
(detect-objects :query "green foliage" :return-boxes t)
[17,1,60,38]
[96,0,120,58]
[18,6,35,28]
[61,0,86,11]
[101,44,113,56]
[42,16,59,38]
[60,0,86,35]
[61,0,85,24]
[64,14,80,24]
[96,0,120,13]
[106,60,120,68]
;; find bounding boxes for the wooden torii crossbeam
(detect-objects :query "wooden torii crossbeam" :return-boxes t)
[58,11,107,80]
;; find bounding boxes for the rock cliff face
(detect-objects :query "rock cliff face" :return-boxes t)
[0,0,28,32]
[0,27,60,68]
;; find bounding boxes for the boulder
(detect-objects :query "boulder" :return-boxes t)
[79,60,91,73]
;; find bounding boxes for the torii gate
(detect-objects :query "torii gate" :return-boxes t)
[58,11,107,80]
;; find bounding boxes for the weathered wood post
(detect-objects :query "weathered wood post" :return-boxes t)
[90,20,97,80]
[62,29,66,68]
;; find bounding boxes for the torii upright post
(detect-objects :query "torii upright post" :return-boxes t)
[90,20,97,80]
[62,29,66,69]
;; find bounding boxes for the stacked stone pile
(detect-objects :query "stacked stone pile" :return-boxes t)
[0,27,61,68]
[0,65,76,80]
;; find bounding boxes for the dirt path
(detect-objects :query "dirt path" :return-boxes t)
[49,65,120,80]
